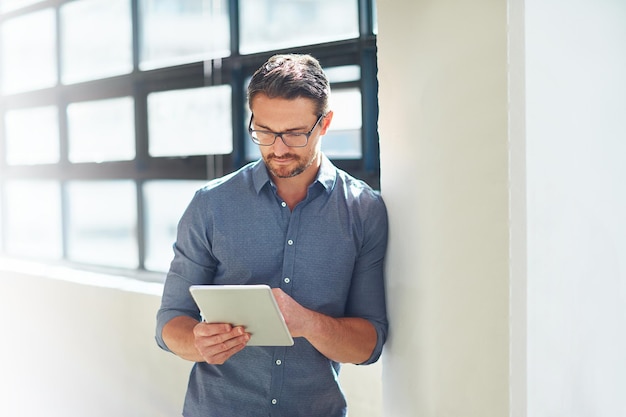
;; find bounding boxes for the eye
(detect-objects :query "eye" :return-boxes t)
[255,131,274,140]
[283,132,305,139]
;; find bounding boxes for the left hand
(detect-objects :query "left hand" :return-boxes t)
[271,287,312,338]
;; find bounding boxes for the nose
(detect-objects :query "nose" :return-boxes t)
[271,133,291,154]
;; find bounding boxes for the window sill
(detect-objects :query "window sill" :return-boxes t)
[0,256,164,296]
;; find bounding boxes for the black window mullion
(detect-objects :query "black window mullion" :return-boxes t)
[358,0,376,37]
[231,65,246,169]
[136,179,146,270]
[360,44,379,179]
[134,83,149,174]
[230,0,240,56]
[131,0,140,71]
[60,180,70,260]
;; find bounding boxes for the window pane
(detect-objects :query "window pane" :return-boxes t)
[0,9,57,94]
[5,106,60,165]
[66,181,138,268]
[148,85,232,157]
[139,0,230,70]
[143,180,207,272]
[4,180,62,259]
[373,2,378,35]
[239,0,359,54]
[325,65,361,84]
[60,0,132,84]
[323,88,362,159]
[0,0,45,13]
[67,97,135,163]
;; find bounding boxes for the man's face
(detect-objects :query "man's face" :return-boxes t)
[249,94,331,180]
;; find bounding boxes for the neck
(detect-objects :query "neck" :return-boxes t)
[272,161,320,210]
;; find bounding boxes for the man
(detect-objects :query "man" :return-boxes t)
[156,54,388,417]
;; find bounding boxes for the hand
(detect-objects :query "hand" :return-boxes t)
[193,322,250,365]
[271,288,377,364]
[271,287,312,338]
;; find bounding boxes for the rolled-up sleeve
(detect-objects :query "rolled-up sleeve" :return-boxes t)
[155,190,216,352]
[348,194,389,365]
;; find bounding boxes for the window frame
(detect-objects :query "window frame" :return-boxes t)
[0,0,380,275]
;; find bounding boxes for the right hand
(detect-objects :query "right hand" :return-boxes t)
[193,322,250,365]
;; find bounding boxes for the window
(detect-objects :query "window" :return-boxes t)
[147,86,233,157]
[5,106,60,165]
[239,0,359,54]
[67,97,136,163]
[60,0,133,84]
[66,180,138,268]
[139,0,230,70]
[0,0,379,277]
[0,8,56,94]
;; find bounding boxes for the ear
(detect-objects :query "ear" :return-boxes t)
[319,111,334,135]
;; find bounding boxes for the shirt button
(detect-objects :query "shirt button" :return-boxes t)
[284,277,290,284]
[287,239,294,245]
[271,399,278,405]
[281,202,287,207]
[275,359,282,365]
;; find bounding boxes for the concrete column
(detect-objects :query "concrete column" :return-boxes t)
[377,1,511,416]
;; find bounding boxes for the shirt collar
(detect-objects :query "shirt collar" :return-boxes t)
[251,154,337,194]
[316,154,337,193]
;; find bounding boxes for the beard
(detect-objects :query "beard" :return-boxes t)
[264,152,316,179]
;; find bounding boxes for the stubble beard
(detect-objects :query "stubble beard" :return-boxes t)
[265,153,315,179]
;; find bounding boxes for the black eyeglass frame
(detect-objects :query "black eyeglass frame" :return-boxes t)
[247,113,325,148]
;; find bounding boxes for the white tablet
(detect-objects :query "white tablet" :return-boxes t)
[189,284,294,347]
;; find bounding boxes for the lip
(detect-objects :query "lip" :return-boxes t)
[269,155,295,164]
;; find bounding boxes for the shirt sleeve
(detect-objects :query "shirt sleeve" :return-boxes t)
[347,192,389,365]
[155,189,217,352]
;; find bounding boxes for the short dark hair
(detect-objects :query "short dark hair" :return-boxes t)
[247,54,330,116]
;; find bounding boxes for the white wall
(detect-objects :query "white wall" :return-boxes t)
[0,260,382,417]
[0,262,190,417]
[524,1,626,415]
[377,0,626,416]
[377,1,511,416]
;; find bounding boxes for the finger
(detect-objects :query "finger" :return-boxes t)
[195,325,249,351]
[204,340,248,365]
[196,328,250,364]
[214,326,250,349]
[193,322,233,337]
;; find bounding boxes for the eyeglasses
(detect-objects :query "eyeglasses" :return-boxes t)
[248,114,325,148]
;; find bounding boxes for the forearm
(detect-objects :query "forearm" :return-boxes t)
[161,316,204,362]
[272,288,378,363]
[302,312,377,364]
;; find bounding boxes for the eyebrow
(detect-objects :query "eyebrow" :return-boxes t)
[254,120,310,132]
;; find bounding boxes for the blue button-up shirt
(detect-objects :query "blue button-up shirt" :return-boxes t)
[156,155,388,417]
